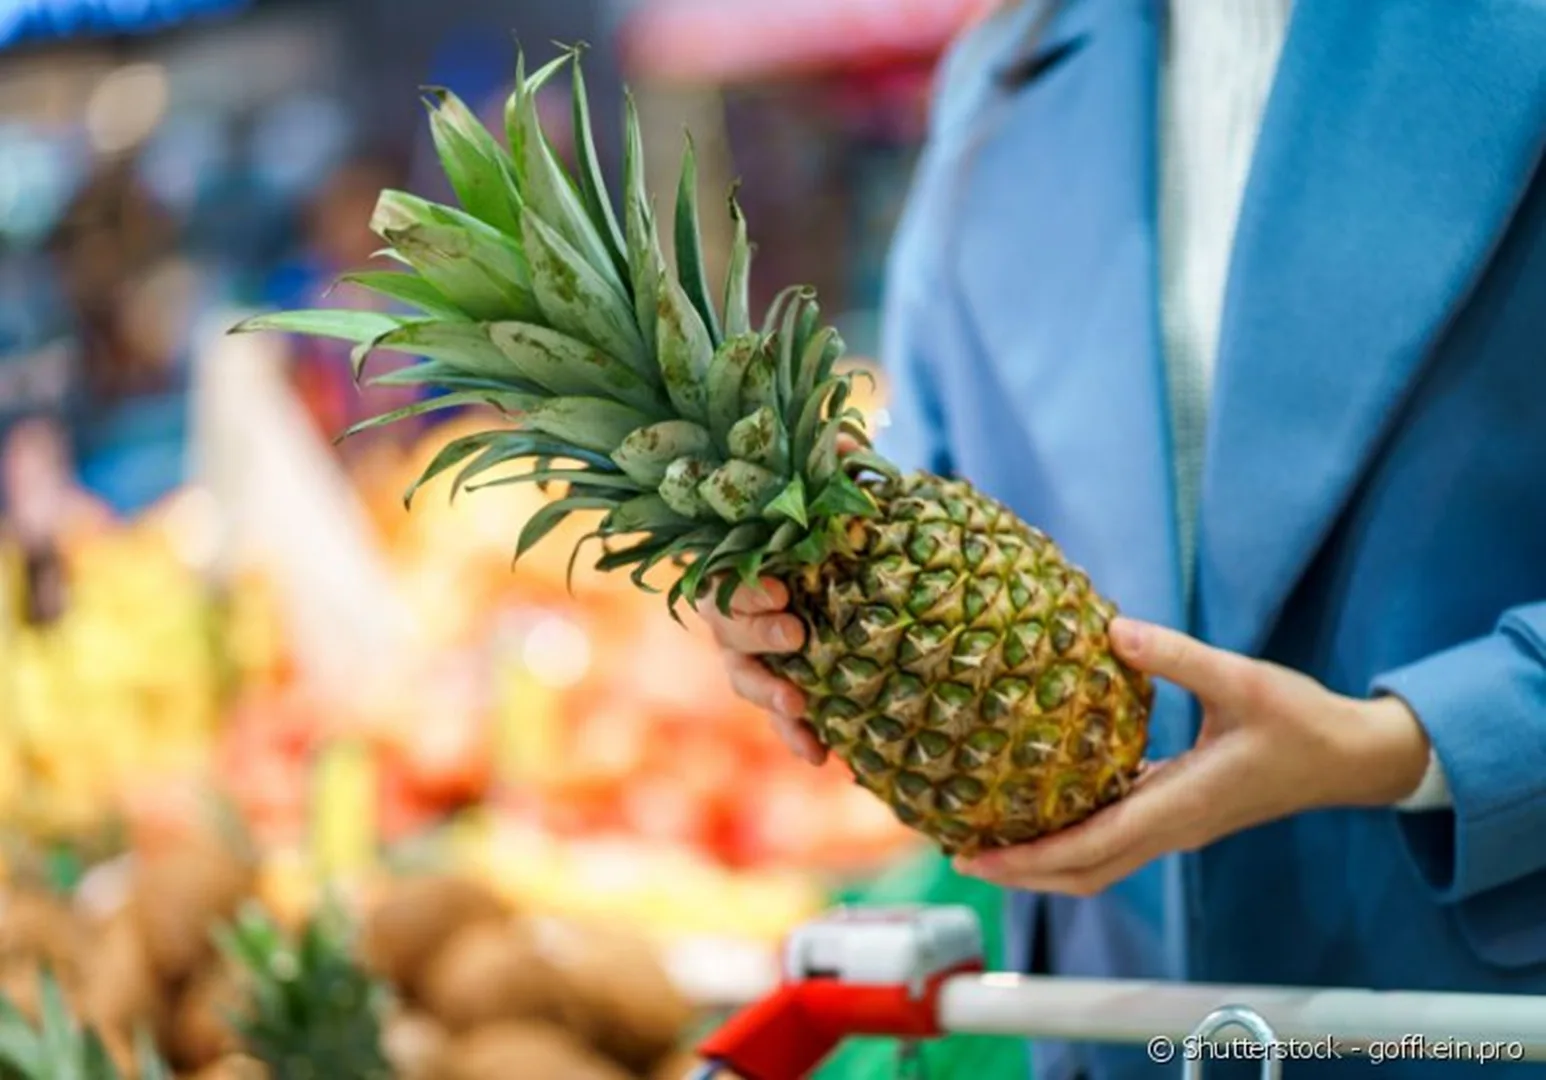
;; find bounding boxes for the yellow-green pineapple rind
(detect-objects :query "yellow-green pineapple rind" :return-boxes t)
[766,474,1152,857]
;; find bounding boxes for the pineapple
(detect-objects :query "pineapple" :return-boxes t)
[215,901,392,1080]
[0,968,171,1080]
[233,49,1151,855]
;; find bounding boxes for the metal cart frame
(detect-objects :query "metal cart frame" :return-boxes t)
[689,906,1546,1079]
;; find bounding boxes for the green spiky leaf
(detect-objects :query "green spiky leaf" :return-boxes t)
[365,359,543,397]
[331,271,467,320]
[336,391,516,444]
[513,54,626,296]
[658,456,713,517]
[656,273,713,423]
[703,522,774,577]
[605,493,695,534]
[466,467,642,496]
[723,189,753,338]
[763,474,808,527]
[570,55,630,285]
[761,284,806,338]
[740,347,778,417]
[230,309,407,345]
[594,533,676,572]
[793,377,848,471]
[521,208,650,375]
[610,420,714,486]
[674,134,722,348]
[700,460,781,523]
[514,495,618,565]
[355,319,513,382]
[726,406,788,472]
[705,333,761,451]
[489,321,665,414]
[507,49,573,185]
[424,86,522,235]
[622,92,663,365]
[371,191,539,321]
[809,469,879,519]
[774,289,810,411]
[521,397,655,454]
[451,439,538,500]
[403,430,505,508]
[792,326,839,422]
[629,527,719,591]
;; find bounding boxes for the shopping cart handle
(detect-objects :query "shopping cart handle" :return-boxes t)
[696,905,985,1080]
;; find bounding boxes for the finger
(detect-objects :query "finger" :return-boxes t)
[772,712,828,766]
[704,610,806,655]
[694,577,788,621]
[969,834,1171,897]
[729,577,790,616]
[954,757,1200,879]
[725,652,806,717]
[1108,617,1255,706]
[723,654,826,764]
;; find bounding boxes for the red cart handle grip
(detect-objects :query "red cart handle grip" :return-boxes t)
[697,962,980,1080]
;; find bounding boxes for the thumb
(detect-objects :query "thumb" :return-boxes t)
[1108,617,1252,705]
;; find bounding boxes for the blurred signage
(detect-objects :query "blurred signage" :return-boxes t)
[0,0,251,49]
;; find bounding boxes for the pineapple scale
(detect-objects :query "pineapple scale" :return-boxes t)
[769,474,1153,856]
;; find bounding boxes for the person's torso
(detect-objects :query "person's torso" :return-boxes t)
[880,1,1546,1076]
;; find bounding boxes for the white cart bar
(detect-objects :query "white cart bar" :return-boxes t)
[940,974,1546,1060]
[693,908,1546,1077]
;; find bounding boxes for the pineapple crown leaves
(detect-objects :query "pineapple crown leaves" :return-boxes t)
[0,968,171,1080]
[230,44,896,620]
[214,899,392,1080]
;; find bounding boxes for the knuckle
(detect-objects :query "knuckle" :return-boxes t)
[720,619,766,655]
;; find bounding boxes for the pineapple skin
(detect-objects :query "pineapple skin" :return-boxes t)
[767,473,1152,856]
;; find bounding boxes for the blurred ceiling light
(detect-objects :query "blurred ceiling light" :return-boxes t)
[86,62,169,154]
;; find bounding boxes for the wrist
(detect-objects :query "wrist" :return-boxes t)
[1340,695,1432,806]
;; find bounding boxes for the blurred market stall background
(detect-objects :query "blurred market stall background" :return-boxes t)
[0,1,1015,1077]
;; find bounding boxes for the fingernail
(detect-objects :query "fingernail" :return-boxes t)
[1109,617,1144,654]
[774,621,802,650]
[778,689,804,716]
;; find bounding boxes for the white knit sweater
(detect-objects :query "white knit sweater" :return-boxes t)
[1157,0,1448,809]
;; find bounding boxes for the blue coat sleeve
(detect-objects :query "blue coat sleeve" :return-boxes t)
[1371,600,1546,902]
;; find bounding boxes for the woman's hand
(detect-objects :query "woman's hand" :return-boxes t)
[953,617,1434,895]
[698,435,866,764]
[697,579,828,766]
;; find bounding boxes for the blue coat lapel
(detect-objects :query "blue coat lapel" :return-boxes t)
[1199,0,1546,656]
[947,0,1184,642]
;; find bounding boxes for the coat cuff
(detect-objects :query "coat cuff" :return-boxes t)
[1370,617,1546,902]
[1391,748,1452,811]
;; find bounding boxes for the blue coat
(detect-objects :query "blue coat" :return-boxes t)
[874,1,1546,1077]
